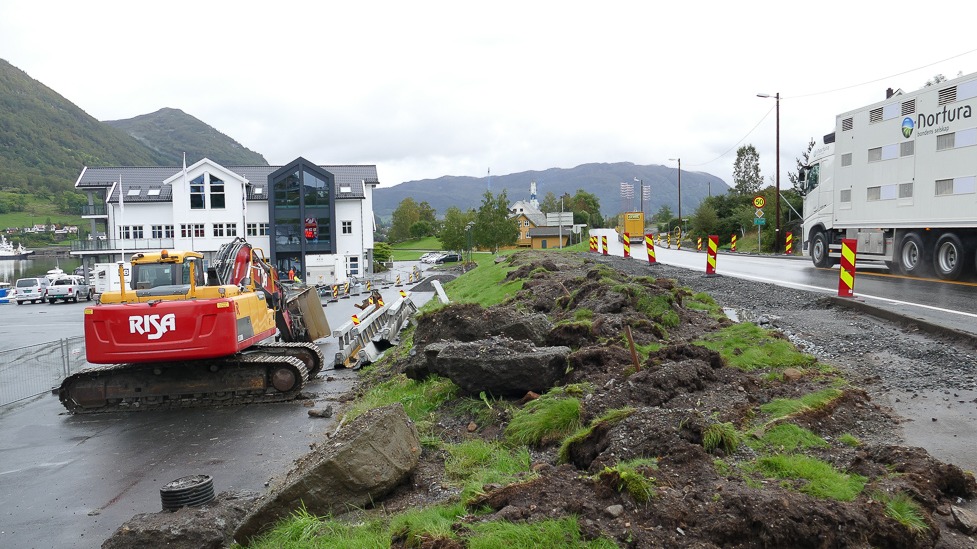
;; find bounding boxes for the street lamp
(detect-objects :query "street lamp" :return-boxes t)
[633,177,644,218]
[757,92,781,254]
[668,158,681,233]
[465,221,475,266]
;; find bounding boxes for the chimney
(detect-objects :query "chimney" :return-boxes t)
[886,87,895,99]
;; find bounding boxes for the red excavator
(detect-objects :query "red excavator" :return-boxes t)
[59,238,330,413]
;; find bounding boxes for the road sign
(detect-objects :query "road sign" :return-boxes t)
[753,196,765,208]
[754,217,766,225]
[755,209,764,218]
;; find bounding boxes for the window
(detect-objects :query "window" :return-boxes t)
[900,141,914,157]
[120,225,143,238]
[805,164,820,193]
[841,153,852,167]
[342,221,353,234]
[899,183,914,198]
[347,256,359,276]
[524,220,530,227]
[840,189,851,203]
[148,189,161,196]
[213,223,237,237]
[127,189,141,197]
[304,170,329,206]
[867,187,881,201]
[181,223,205,238]
[151,225,175,238]
[868,147,882,162]
[935,179,953,196]
[936,176,977,196]
[210,176,225,209]
[247,223,270,236]
[937,133,955,151]
[190,175,205,209]
[274,170,300,207]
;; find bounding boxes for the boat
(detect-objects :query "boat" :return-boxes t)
[0,281,10,303]
[0,235,33,260]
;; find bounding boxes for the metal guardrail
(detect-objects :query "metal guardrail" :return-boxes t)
[0,337,89,408]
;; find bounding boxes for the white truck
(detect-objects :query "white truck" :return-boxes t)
[93,262,132,296]
[801,71,977,281]
[46,275,93,303]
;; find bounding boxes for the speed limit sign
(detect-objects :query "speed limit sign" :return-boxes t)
[753,195,765,209]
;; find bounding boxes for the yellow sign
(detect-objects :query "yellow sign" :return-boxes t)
[753,196,765,208]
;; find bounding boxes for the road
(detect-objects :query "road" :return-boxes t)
[589,228,977,338]
[0,264,434,549]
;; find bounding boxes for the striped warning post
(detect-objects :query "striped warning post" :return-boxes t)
[696,236,702,252]
[399,289,407,298]
[341,281,351,298]
[330,285,339,301]
[589,235,598,252]
[351,314,361,325]
[623,234,631,258]
[601,236,608,256]
[395,274,402,287]
[838,238,857,298]
[785,232,793,255]
[645,233,657,265]
[730,233,737,253]
[676,228,682,250]
[705,235,719,276]
[666,232,671,249]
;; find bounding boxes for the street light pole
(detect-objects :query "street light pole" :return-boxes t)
[668,158,681,232]
[757,92,781,253]
[633,177,643,218]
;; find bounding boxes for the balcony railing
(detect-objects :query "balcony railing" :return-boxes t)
[71,238,175,252]
[80,204,107,216]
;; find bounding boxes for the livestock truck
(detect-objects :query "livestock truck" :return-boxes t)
[801,71,977,280]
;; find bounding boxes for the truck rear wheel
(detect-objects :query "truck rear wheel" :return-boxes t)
[811,232,836,268]
[933,233,967,281]
[899,233,929,276]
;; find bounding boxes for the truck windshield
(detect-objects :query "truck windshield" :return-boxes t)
[805,164,820,193]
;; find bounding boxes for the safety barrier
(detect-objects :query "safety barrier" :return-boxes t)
[785,232,794,255]
[0,337,89,408]
[730,233,737,253]
[705,235,719,277]
[838,239,857,297]
[623,234,631,259]
[645,233,657,265]
[332,293,417,369]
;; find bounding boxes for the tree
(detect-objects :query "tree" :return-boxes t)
[652,205,673,225]
[388,197,420,243]
[438,206,475,253]
[409,220,434,239]
[373,242,392,266]
[539,192,560,214]
[732,145,762,196]
[472,190,518,253]
[566,190,603,228]
[788,138,816,195]
[689,201,720,239]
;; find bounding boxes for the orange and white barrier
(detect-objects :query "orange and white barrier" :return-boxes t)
[838,238,857,298]
[705,235,719,276]
[645,233,657,265]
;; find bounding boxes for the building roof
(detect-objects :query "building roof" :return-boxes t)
[76,161,379,204]
[527,226,572,237]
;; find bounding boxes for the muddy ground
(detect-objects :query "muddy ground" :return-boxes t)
[351,250,977,548]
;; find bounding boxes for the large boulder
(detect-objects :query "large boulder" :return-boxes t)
[425,336,570,396]
[234,403,421,544]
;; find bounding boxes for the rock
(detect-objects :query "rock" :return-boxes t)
[102,491,259,549]
[605,504,624,517]
[307,405,334,418]
[782,368,803,382]
[234,403,421,544]
[951,505,977,534]
[428,336,571,396]
[467,421,477,432]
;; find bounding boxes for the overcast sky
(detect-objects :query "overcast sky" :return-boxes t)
[2,1,977,191]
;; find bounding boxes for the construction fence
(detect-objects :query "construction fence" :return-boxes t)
[0,337,89,408]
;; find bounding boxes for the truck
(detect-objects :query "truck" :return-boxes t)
[58,238,331,413]
[801,71,977,281]
[46,275,93,303]
[93,262,132,296]
[616,212,645,243]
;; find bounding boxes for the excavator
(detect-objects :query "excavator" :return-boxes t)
[59,238,330,413]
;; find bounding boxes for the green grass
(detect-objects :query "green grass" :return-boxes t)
[754,423,828,452]
[694,322,818,371]
[874,491,930,534]
[838,433,861,447]
[388,503,467,546]
[752,454,866,501]
[242,506,388,548]
[341,374,458,436]
[559,407,636,463]
[467,516,618,549]
[444,440,532,503]
[504,391,583,447]
[703,421,742,454]
[442,254,523,307]
[595,458,658,503]
[685,291,725,320]
[759,388,843,420]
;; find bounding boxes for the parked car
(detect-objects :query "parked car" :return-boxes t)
[46,275,93,303]
[434,253,462,264]
[422,252,446,264]
[12,277,51,305]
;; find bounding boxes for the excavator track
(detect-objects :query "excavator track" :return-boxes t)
[250,341,326,377]
[59,352,310,414]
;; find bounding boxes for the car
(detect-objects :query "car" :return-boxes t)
[422,252,446,264]
[418,252,440,263]
[13,277,51,305]
[434,253,462,264]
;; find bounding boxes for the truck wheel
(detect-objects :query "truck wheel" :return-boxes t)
[811,232,836,268]
[86,290,93,301]
[933,233,967,281]
[899,232,929,276]
[49,298,56,304]
[17,300,23,305]
[72,296,79,303]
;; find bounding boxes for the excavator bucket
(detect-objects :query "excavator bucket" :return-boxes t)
[284,285,331,342]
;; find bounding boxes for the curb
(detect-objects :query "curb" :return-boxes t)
[827,296,977,347]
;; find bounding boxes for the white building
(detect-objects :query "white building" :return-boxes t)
[73,157,379,285]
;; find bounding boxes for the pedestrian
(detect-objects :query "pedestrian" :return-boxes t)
[288,267,295,280]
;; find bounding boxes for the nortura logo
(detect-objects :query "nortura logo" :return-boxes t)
[916,104,972,130]
[902,117,915,138]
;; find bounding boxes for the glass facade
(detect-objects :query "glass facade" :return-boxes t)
[269,162,336,276]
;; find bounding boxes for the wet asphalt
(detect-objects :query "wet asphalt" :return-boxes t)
[0,264,434,549]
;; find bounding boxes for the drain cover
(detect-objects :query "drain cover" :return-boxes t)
[160,474,215,511]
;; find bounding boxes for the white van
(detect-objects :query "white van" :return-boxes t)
[13,277,51,305]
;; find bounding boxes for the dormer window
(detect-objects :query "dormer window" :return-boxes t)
[210,175,225,209]
[190,175,205,209]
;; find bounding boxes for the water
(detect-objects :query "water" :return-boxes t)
[0,256,82,283]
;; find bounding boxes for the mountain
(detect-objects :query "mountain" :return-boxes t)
[0,59,169,195]
[105,108,268,166]
[373,162,730,221]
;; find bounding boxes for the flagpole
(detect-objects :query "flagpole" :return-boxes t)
[118,174,125,263]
